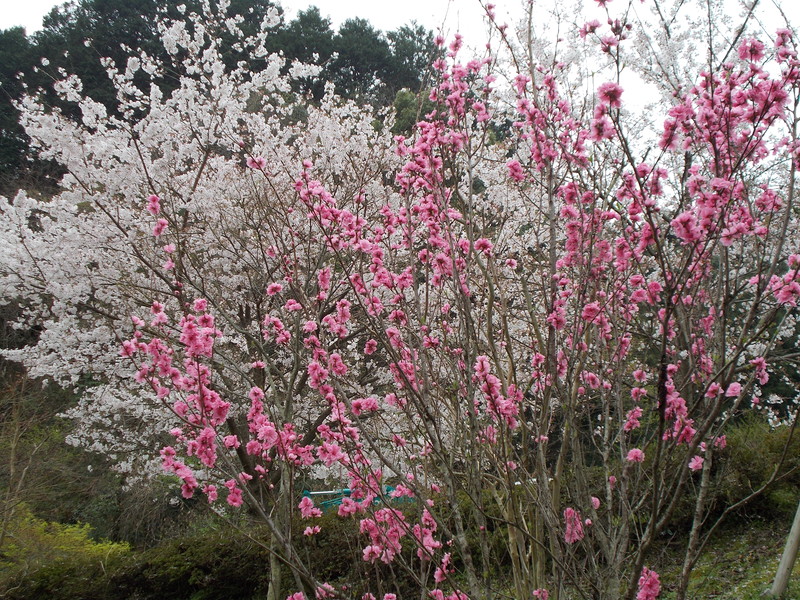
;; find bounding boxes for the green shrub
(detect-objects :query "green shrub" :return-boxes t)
[652,416,800,533]
[717,416,800,520]
[0,504,130,599]
[109,526,271,600]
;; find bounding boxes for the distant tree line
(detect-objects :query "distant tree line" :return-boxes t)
[0,0,438,194]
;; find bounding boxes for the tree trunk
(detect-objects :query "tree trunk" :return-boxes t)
[266,533,283,600]
[675,451,713,600]
[768,497,800,598]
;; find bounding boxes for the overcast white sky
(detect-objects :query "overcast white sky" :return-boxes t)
[0,0,518,44]
[5,1,800,40]
[2,1,799,57]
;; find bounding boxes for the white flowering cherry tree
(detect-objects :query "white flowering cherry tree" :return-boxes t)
[2,0,800,599]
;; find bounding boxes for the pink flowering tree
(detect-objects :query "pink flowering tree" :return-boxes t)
[2,0,800,599]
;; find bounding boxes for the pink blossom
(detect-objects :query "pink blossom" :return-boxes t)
[146,194,161,215]
[600,35,619,52]
[328,353,348,377]
[581,302,601,322]
[152,218,168,236]
[738,38,765,62]
[598,82,623,108]
[547,307,566,330]
[203,484,218,503]
[120,340,137,357]
[773,278,800,305]
[624,406,643,431]
[284,299,303,311]
[725,382,741,397]
[637,567,661,600]
[317,266,331,293]
[338,497,360,517]
[298,496,322,518]
[434,552,452,583]
[474,238,493,255]
[246,156,267,169]
[225,480,243,507]
[750,357,769,385]
[362,544,382,562]
[627,448,645,463]
[688,455,704,471]
[591,496,600,510]
[317,441,345,466]
[579,20,601,39]
[351,396,378,416]
[563,507,585,544]
[646,281,663,302]
[590,116,615,141]
[671,211,701,244]
[507,159,526,181]
[755,189,782,212]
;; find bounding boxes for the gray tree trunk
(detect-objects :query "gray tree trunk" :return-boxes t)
[769,497,800,597]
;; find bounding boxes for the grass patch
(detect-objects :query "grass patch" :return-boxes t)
[655,519,800,599]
